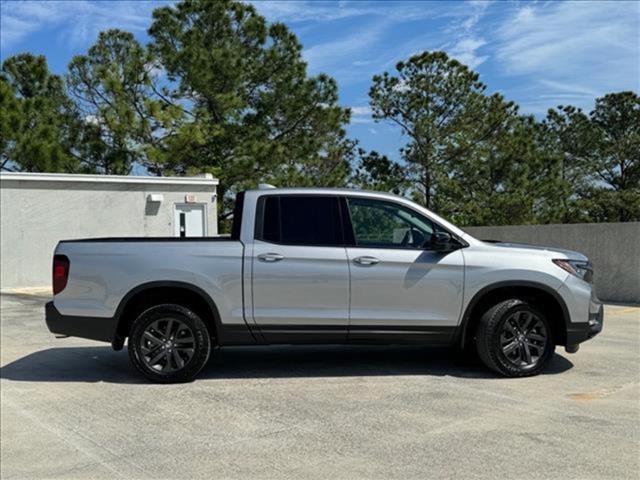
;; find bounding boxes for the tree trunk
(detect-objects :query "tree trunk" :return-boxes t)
[424,167,431,209]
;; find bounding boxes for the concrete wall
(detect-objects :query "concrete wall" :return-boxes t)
[465,223,640,304]
[1,173,218,289]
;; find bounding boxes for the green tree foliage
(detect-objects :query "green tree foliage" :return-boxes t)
[368,51,639,224]
[369,51,518,214]
[147,0,351,217]
[539,105,597,223]
[1,1,636,226]
[586,92,640,221]
[1,54,80,172]
[539,93,640,222]
[67,30,180,175]
[437,115,545,225]
[350,148,408,195]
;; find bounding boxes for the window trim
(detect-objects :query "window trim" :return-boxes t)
[253,193,468,250]
[230,191,245,240]
[341,196,468,251]
[254,193,345,248]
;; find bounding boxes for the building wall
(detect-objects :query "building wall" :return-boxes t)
[1,175,218,289]
[465,223,640,304]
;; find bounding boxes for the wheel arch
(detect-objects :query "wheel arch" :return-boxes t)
[111,281,222,350]
[457,281,570,349]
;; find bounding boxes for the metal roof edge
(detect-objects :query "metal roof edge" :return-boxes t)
[0,171,219,186]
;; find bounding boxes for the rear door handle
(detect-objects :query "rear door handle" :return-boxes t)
[353,256,380,266]
[258,253,284,262]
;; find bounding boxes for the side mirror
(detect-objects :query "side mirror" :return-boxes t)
[428,231,453,251]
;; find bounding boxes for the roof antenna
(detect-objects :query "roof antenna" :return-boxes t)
[258,183,276,190]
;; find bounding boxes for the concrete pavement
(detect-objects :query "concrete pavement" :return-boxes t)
[1,293,638,479]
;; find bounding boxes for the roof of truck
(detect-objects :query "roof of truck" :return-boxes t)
[243,187,476,244]
[245,186,405,199]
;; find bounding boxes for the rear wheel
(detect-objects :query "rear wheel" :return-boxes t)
[128,304,211,383]
[475,299,555,377]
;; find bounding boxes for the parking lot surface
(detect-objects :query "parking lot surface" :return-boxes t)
[1,293,638,479]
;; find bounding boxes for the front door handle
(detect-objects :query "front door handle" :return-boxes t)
[353,256,380,266]
[258,253,284,262]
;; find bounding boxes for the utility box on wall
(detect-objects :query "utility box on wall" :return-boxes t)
[0,172,219,289]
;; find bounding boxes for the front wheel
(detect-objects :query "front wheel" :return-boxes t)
[128,304,211,383]
[475,299,555,377]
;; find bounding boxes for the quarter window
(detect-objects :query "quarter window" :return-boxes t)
[257,195,342,246]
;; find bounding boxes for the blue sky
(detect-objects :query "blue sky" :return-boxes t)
[1,0,638,162]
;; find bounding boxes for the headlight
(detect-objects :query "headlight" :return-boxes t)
[553,259,593,283]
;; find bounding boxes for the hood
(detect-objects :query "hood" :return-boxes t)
[482,240,588,261]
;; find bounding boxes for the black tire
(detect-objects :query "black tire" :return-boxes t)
[128,304,211,383]
[475,299,555,377]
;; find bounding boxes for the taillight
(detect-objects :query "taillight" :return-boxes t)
[53,255,70,295]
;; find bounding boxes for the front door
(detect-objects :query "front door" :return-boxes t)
[344,196,464,343]
[251,195,349,343]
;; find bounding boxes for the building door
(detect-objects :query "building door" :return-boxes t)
[174,204,206,237]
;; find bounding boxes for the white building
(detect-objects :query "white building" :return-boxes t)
[0,172,219,289]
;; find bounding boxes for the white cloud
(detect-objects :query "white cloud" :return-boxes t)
[350,105,373,124]
[538,80,600,98]
[1,1,168,52]
[84,114,100,126]
[440,0,492,69]
[353,59,376,67]
[303,19,390,73]
[300,2,481,84]
[0,1,66,48]
[251,1,437,24]
[497,2,636,75]
[495,1,639,111]
[350,106,372,116]
[146,61,166,80]
[448,37,488,69]
[254,0,446,83]
[459,0,492,33]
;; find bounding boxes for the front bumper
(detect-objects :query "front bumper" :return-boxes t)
[565,296,604,347]
[45,301,116,342]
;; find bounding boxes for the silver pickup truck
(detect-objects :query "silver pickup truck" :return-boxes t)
[46,187,603,382]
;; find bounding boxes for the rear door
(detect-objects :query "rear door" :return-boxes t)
[251,195,349,343]
[343,196,464,343]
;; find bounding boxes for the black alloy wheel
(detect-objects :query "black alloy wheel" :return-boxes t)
[128,304,211,383]
[139,317,196,373]
[499,310,548,370]
[475,299,555,377]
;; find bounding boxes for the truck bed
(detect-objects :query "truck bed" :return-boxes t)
[53,238,246,332]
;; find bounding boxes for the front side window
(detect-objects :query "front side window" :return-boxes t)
[257,195,342,246]
[347,197,439,249]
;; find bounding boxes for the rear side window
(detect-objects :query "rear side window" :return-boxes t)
[256,195,342,246]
